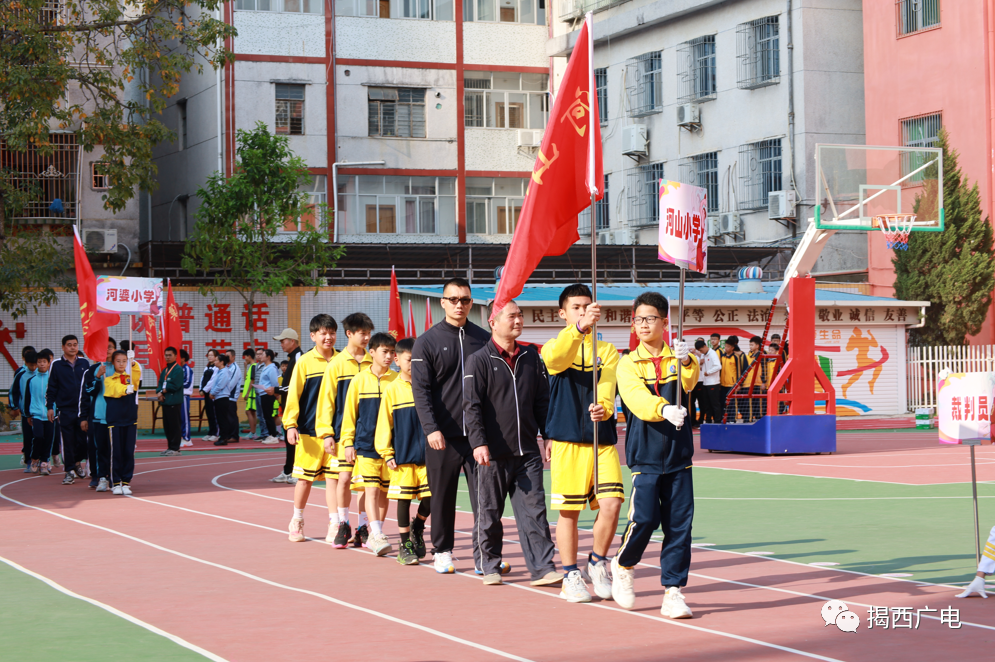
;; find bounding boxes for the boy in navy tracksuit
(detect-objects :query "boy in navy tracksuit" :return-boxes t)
[180,349,194,446]
[8,345,37,468]
[104,350,140,495]
[613,292,699,619]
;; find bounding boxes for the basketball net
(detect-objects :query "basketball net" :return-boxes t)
[876,214,916,251]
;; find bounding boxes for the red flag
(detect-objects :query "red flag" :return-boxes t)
[388,266,405,340]
[163,279,184,354]
[491,14,602,317]
[72,228,120,362]
[425,298,433,332]
[629,311,639,351]
[143,314,165,374]
[406,300,417,339]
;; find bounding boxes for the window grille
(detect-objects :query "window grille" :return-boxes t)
[677,35,716,103]
[595,68,608,125]
[237,0,322,12]
[579,175,610,234]
[91,162,109,190]
[275,84,305,135]
[462,72,549,129]
[678,152,718,213]
[900,112,942,183]
[738,139,782,210]
[625,162,664,228]
[1,133,80,223]
[896,0,940,36]
[464,177,528,235]
[464,0,544,24]
[737,16,780,90]
[369,88,427,138]
[336,175,457,236]
[625,52,662,117]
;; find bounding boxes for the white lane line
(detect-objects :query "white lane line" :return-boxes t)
[798,462,995,468]
[0,478,534,662]
[695,464,975,487]
[0,554,227,662]
[695,496,995,501]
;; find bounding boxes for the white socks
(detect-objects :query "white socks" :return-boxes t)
[337,507,349,523]
[370,520,383,536]
[328,513,338,525]
[358,512,369,528]
[293,508,304,520]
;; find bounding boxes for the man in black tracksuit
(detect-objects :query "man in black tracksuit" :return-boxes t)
[411,277,490,574]
[463,299,559,586]
[46,334,91,483]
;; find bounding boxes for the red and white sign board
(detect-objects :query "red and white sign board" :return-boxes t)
[658,180,708,274]
[937,372,995,445]
[96,277,163,315]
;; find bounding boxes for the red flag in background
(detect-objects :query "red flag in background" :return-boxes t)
[388,266,405,340]
[72,228,120,362]
[425,298,433,332]
[406,300,417,339]
[163,279,184,354]
[491,14,602,317]
[629,311,639,351]
[143,314,165,374]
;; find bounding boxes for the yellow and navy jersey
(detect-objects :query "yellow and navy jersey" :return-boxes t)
[541,325,618,446]
[764,356,779,385]
[719,351,745,387]
[617,342,699,475]
[103,366,141,427]
[339,368,397,459]
[315,349,372,440]
[282,347,336,437]
[375,378,427,466]
[743,351,766,387]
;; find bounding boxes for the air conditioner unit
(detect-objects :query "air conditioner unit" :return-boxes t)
[621,125,648,157]
[768,190,797,220]
[516,129,541,147]
[720,212,742,234]
[597,232,612,245]
[614,229,632,244]
[708,217,722,238]
[677,103,700,127]
[560,0,585,19]
[82,228,117,253]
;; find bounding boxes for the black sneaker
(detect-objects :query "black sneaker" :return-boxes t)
[332,522,351,548]
[75,463,87,479]
[397,540,419,565]
[410,525,427,559]
[62,472,75,485]
[354,524,369,548]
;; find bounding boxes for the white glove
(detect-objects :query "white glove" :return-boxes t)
[127,350,135,360]
[672,340,689,362]
[662,405,687,427]
[955,575,988,598]
[125,385,135,395]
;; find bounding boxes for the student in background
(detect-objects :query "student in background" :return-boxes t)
[225,349,242,441]
[241,349,258,440]
[200,349,219,442]
[25,350,56,475]
[254,349,281,444]
[9,345,37,469]
[207,353,235,445]
[81,338,140,492]
[694,340,722,424]
[179,349,194,447]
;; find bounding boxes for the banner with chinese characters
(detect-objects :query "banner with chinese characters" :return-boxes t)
[937,372,995,444]
[96,277,163,315]
[658,180,707,273]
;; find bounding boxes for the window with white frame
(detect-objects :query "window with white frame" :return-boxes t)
[625,52,662,117]
[237,0,323,13]
[282,176,327,233]
[737,16,779,89]
[625,162,664,228]
[336,0,454,19]
[91,161,110,190]
[275,84,305,135]
[901,112,942,183]
[679,152,718,213]
[739,139,782,210]
[897,0,939,36]
[336,175,457,236]
[368,88,427,138]
[579,175,610,234]
[595,68,608,125]
[677,35,716,103]
[463,0,545,24]
[465,177,528,235]
[463,72,549,129]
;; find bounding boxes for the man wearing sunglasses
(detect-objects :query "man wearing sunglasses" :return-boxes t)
[411,277,491,575]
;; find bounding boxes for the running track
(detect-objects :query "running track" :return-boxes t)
[1,451,992,661]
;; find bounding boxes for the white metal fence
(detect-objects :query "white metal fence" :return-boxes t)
[907,345,995,410]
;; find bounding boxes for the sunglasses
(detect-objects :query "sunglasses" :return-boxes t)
[442,296,472,306]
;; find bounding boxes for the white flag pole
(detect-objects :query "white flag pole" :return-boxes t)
[584,12,601,491]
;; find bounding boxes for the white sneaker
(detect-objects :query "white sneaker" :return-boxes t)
[96,478,109,492]
[181,440,194,447]
[434,551,455,574]
[122,484,133,496]
[261,436,280,444]
[287,476,298,485]
[611,557,636,610]
[201,435,214,442]
[560,570,592,603]
[369,532,393,557]
[270,472,291,483]
[289,518,305,542]
[111,485,123,495]
[586,558,614,600]
[661,586,693,619]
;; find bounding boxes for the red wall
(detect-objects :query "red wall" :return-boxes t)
[862,0,995,342]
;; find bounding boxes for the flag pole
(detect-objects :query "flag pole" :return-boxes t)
[591,192,599,493]
[585,11,600,494]
[675,266,686,430]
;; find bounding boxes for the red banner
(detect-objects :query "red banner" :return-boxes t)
[163,279,184,355]
[388,266,405,340]
[73,229,120,362]
[143,314,165,374]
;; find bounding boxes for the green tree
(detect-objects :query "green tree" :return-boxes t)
[894,129,995,345]
[1,0,235,316]
[182,123,344,348]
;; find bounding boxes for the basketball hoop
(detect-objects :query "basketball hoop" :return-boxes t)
[875,214,916,251]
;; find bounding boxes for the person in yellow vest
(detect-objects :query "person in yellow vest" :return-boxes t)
[718,336,746,422]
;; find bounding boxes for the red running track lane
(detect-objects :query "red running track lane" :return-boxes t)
[2,455,992,661]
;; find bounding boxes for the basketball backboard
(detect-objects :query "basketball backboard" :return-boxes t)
[814,144,944,232]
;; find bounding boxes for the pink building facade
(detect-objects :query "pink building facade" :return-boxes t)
[862,0,995,342]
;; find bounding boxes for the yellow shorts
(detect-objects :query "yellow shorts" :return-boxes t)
[550,441,625,511]
[351,456,389,493]
[291,434,335,482]
[387,464,431,501]
[333,440,355,476]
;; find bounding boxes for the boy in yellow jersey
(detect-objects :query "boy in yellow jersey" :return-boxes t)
[613,291,699,619]
[743,336,766,421]
[376,337,432,566]
[719,335,745,421]
[339,332,397,557]
[285,314,339,543]
[540,283,621,604]
[316,312,374,549]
